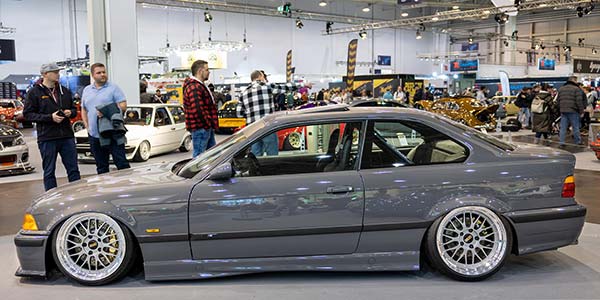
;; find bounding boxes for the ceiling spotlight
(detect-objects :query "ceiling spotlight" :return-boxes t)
[204,10,213,22]
[564,46,571,52]
[511,30,519,41]
[503,40,509,47]
[514,0,522,8]
[416,30,423,40]
[592,48,598,54]
[278,2,292,17]
[441,28,448,33]
[452,6,460,10]
[295,18,303,29]
[578,38,585,47]
[495,13,509,24]
[318,1,327,7]
[535,43,541,50]
[577,6,585,17]
[468,37,474,44]
[362,4,371,13]
[401,12,409,17]
[432,16,439,21]
[359,29,367,39]
[325,21,334,35]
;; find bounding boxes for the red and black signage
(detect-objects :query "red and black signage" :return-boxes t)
[574,59,600,74]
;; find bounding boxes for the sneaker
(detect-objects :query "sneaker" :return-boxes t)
[558,144,567,149]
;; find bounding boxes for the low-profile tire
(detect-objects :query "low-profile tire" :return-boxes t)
[133,141,151,162]
[51,213,137,286]
[283,132,302,150]
[179,135,192,152]
[426,206,512,281]
[72,121,85,133]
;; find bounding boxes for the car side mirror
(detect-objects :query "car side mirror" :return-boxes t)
[208,162,233,181]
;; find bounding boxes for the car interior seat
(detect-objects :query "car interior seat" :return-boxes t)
[125,111,140,123]
[324,127,355,172]
[317,128,340,171]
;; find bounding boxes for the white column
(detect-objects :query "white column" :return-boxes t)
[87,0,139,104]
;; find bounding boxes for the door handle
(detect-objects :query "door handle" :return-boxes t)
[327,186,354,194]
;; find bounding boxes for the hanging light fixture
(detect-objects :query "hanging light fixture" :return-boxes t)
[416,30,422,40]
[326,21,334,35]
[401,12,409,17]
[592,48,598,55]
[495,13,509,24]
[359,29,367,39]
[204,10,213,22]
[362,4,371,13]
[295,18,304,29]
[318,1,327,7]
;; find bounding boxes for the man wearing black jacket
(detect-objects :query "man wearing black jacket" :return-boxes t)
[24,63,80,191]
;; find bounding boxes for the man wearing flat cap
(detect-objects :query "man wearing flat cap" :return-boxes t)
[23,63,80,191]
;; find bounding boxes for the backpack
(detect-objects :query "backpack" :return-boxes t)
[514,93,525,108]
[531,96,545,114]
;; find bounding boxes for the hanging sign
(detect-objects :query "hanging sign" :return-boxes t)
[573,59,600,74]
[449,59,479,72]
[538,58,556,71]
[180,50,228,69]
[346,39,358,90]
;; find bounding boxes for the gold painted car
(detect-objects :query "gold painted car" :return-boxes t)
[491,96,519,116]
[414,97,499,130]
[218,99,246,133]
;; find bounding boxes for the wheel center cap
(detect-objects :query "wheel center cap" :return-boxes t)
[89,241,98,250]
[463,234,474,243]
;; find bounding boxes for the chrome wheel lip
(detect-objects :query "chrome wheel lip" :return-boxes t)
[436,206,507,277]
[55,213,126,282]
[139,142,150,160]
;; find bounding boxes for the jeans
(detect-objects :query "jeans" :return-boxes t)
[535,132,549,139]
[251,133,279,156]
[89,136,131,174]
[559,112,582,145]
[38,138,81,191]
[191,128,216,158]
[518,107,531,127]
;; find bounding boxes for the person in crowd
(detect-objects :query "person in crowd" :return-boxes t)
[515,87,533,129]
[276,93,287,111]
[237,70,312,156]
[23,62,80,191]
[182,60,218,158]
[582,86,596,133]
[317,89,325,101]
[154,89,164,103]
[442,89,450,98]
[531,84,555,143]
[382,87,393,100]
[557,76,586,147]
[331,90,342,103]
[393,86,407,103]
[81,63,130,174]
[139,81,155,104]
[476,87,486,103]
[414,87,424,102]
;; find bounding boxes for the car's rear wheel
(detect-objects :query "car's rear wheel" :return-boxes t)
[133,141,151,162]
[283,132,303,150]
[426,206,511,281]
[179,135,192,152]
[52,213,137,286]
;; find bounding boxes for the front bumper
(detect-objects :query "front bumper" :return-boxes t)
[14,230,50,277]
[0,146,35,177]
[504,204,586,255]
[76,144,136,162]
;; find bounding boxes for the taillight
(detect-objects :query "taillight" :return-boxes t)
[561,175,575,198]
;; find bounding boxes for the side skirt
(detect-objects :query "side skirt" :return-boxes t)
[144,251,421,281]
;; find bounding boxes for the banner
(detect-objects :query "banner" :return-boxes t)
[449,59,479,72]
[574,59,600,74]
[286,50,292,82]
[180,50,227,69]
[346,39,358,90]
[498,71,510,97]
[538,58,556,71]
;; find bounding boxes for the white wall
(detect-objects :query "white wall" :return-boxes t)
[0,0,88,79]
[136,5,438,84]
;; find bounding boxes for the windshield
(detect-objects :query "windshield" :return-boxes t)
[177,120,265,178]
[437,116,515,151]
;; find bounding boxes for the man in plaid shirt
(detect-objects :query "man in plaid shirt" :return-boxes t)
[183,60,218,158]
[237,70,311,156]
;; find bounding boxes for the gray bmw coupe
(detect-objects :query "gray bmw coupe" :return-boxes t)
[15,105,586,285]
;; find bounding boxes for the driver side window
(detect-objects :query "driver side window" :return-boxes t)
[232,122,363,177]
[154,107,172,126]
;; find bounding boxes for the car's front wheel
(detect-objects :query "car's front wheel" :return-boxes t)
[426,206,512,281]
[133,141,151,162]
[52,213,137,285]
[179,135,192,152]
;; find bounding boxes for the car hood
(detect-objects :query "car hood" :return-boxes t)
[473,104,499,116]
[31,162,187,209]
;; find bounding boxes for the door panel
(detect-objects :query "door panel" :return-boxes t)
[189,171,364,259]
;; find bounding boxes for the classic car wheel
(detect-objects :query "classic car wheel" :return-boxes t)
[72,121,85,133]
[52,213,137,286]
[179,135,192,152]
[283,132,303,150]
[426,206,511,281]
[133,141,151,162]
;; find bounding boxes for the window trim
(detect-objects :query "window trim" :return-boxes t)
[360,119,470,170]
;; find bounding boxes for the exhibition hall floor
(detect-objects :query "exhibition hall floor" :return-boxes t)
[1,128,599,299]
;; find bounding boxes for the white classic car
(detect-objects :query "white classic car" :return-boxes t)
[75,104,192,162]
[0,125,34,176]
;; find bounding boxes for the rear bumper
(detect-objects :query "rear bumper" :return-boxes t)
[504,205,586,255]
[14,230,50,277]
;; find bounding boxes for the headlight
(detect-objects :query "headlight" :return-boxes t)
[22,214,39,231]
[14,136,26,146]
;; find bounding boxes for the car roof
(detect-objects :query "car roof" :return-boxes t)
[264,104,431,126]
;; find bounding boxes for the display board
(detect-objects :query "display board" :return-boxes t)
[377,55,391,66]
[403,81,424,104]
[538,58,556,71]
[461,43,479,51]
[450,59,479,72]
[0,40,16,62]
[574,59,600,74]
[180,50,227,69]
